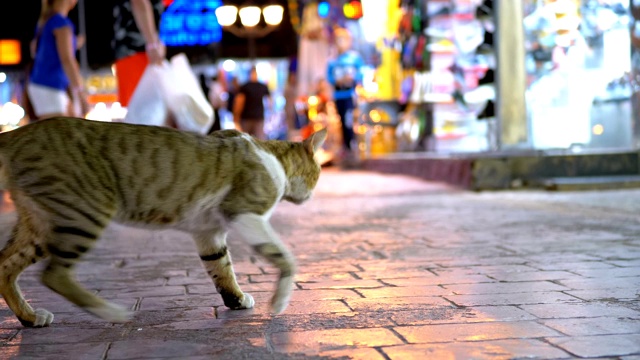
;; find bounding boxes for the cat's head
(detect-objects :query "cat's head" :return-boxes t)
[283,128,328,204]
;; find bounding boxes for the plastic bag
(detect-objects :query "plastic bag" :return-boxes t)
[123,65,168,127]
[160,54,214,134]
[124,53,214,134]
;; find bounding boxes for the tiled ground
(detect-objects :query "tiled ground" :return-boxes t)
[1,169,639,359]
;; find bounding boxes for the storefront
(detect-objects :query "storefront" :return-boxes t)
[358,0,638,155]
[523,0,633,151]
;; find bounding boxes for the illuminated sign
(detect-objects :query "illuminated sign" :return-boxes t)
[318,1,329,18]
[159,0,223,46]
[343,0,363,19]
[0,40,21,65]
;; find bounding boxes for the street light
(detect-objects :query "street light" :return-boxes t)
[215,4,284,60]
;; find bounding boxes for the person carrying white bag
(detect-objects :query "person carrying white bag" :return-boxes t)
[114,0,213,133]
[124,53,215,134]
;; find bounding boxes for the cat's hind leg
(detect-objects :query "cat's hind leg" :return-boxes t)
[0,216,52,327]
[231,214,296,315]
[193,231,254,310]
[40,214,131,324]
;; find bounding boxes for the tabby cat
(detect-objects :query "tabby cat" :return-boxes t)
[0,117,327,327]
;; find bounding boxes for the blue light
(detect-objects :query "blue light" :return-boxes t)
[318,1,330,18]
[159,0,223,46]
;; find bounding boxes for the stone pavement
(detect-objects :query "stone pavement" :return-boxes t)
[1,169,639,359]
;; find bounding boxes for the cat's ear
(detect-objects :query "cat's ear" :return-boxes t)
[303,128,328,154]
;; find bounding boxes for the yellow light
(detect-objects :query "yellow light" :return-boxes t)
[215,5,238,27]
[592,124,604,135]
[263,5,284,26]
[308,96,319,106]
[0,40,21,65]
[370,109,381,122]
[343,1,363,19]
[343,3,355,18]
[239,6,261,27]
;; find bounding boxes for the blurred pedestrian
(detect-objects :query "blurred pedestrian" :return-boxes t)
[226,77,240,116]
[283,72,298,139]
[233,67,271,140]
[113,0,165,108]
[207,73,227,134]
[27,0,89,120]
[327,27,364,153]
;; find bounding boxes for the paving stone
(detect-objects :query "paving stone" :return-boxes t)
[566,288,640,301]
[482,270,579,282]
[443,281,568,295]
[445,291,581,307]
[380,339,571,359]
[292,272,362,282]
[0,342,109,358]
[380,275,495,287]
[296,280,384,290]
[390,306,536,326]
[98,286,186,299]
[557,277,640,290]
[0,329,16,342]
[265,312,398,332]
[572,267,640,278]
[528,261,618,271]
[357,285,451,298]
[542,317,640,336]
[547,334,640,358]
[9,327,110,345]
[354,270,440,281]
[286,289,362,301]
[520,302,640,319]
[217,300,352,317]
[165,275,213,286]
[138,294,225,310]
[345,296,452,312]
[270,328,404,353]
[106,339,231,359]
[394,321,562,344]
[318,347,386,360]
[0,316,21,330]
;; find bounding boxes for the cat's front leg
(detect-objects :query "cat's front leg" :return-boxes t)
[231,214,296,315]
[193,231,254,310]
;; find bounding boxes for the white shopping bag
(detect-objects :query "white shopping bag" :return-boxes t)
[159,54,214,134]
[123,65,169,127]
[124,53,214,134]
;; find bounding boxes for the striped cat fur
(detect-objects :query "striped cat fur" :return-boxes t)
[0,117,327,327]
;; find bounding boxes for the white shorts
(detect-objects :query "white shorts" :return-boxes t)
[27,83,70,118]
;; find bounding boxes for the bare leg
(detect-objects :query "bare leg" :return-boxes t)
[193,231,254,309]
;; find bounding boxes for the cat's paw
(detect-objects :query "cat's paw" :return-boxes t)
[239,293,255,309]
[84,302,132,323]
[270,276,293,315]
[33,308,54,327]
[270,295,290,315]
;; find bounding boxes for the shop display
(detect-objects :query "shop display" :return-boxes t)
[524,0,632,149]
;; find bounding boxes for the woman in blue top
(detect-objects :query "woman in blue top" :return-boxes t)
[27,0,88,120]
